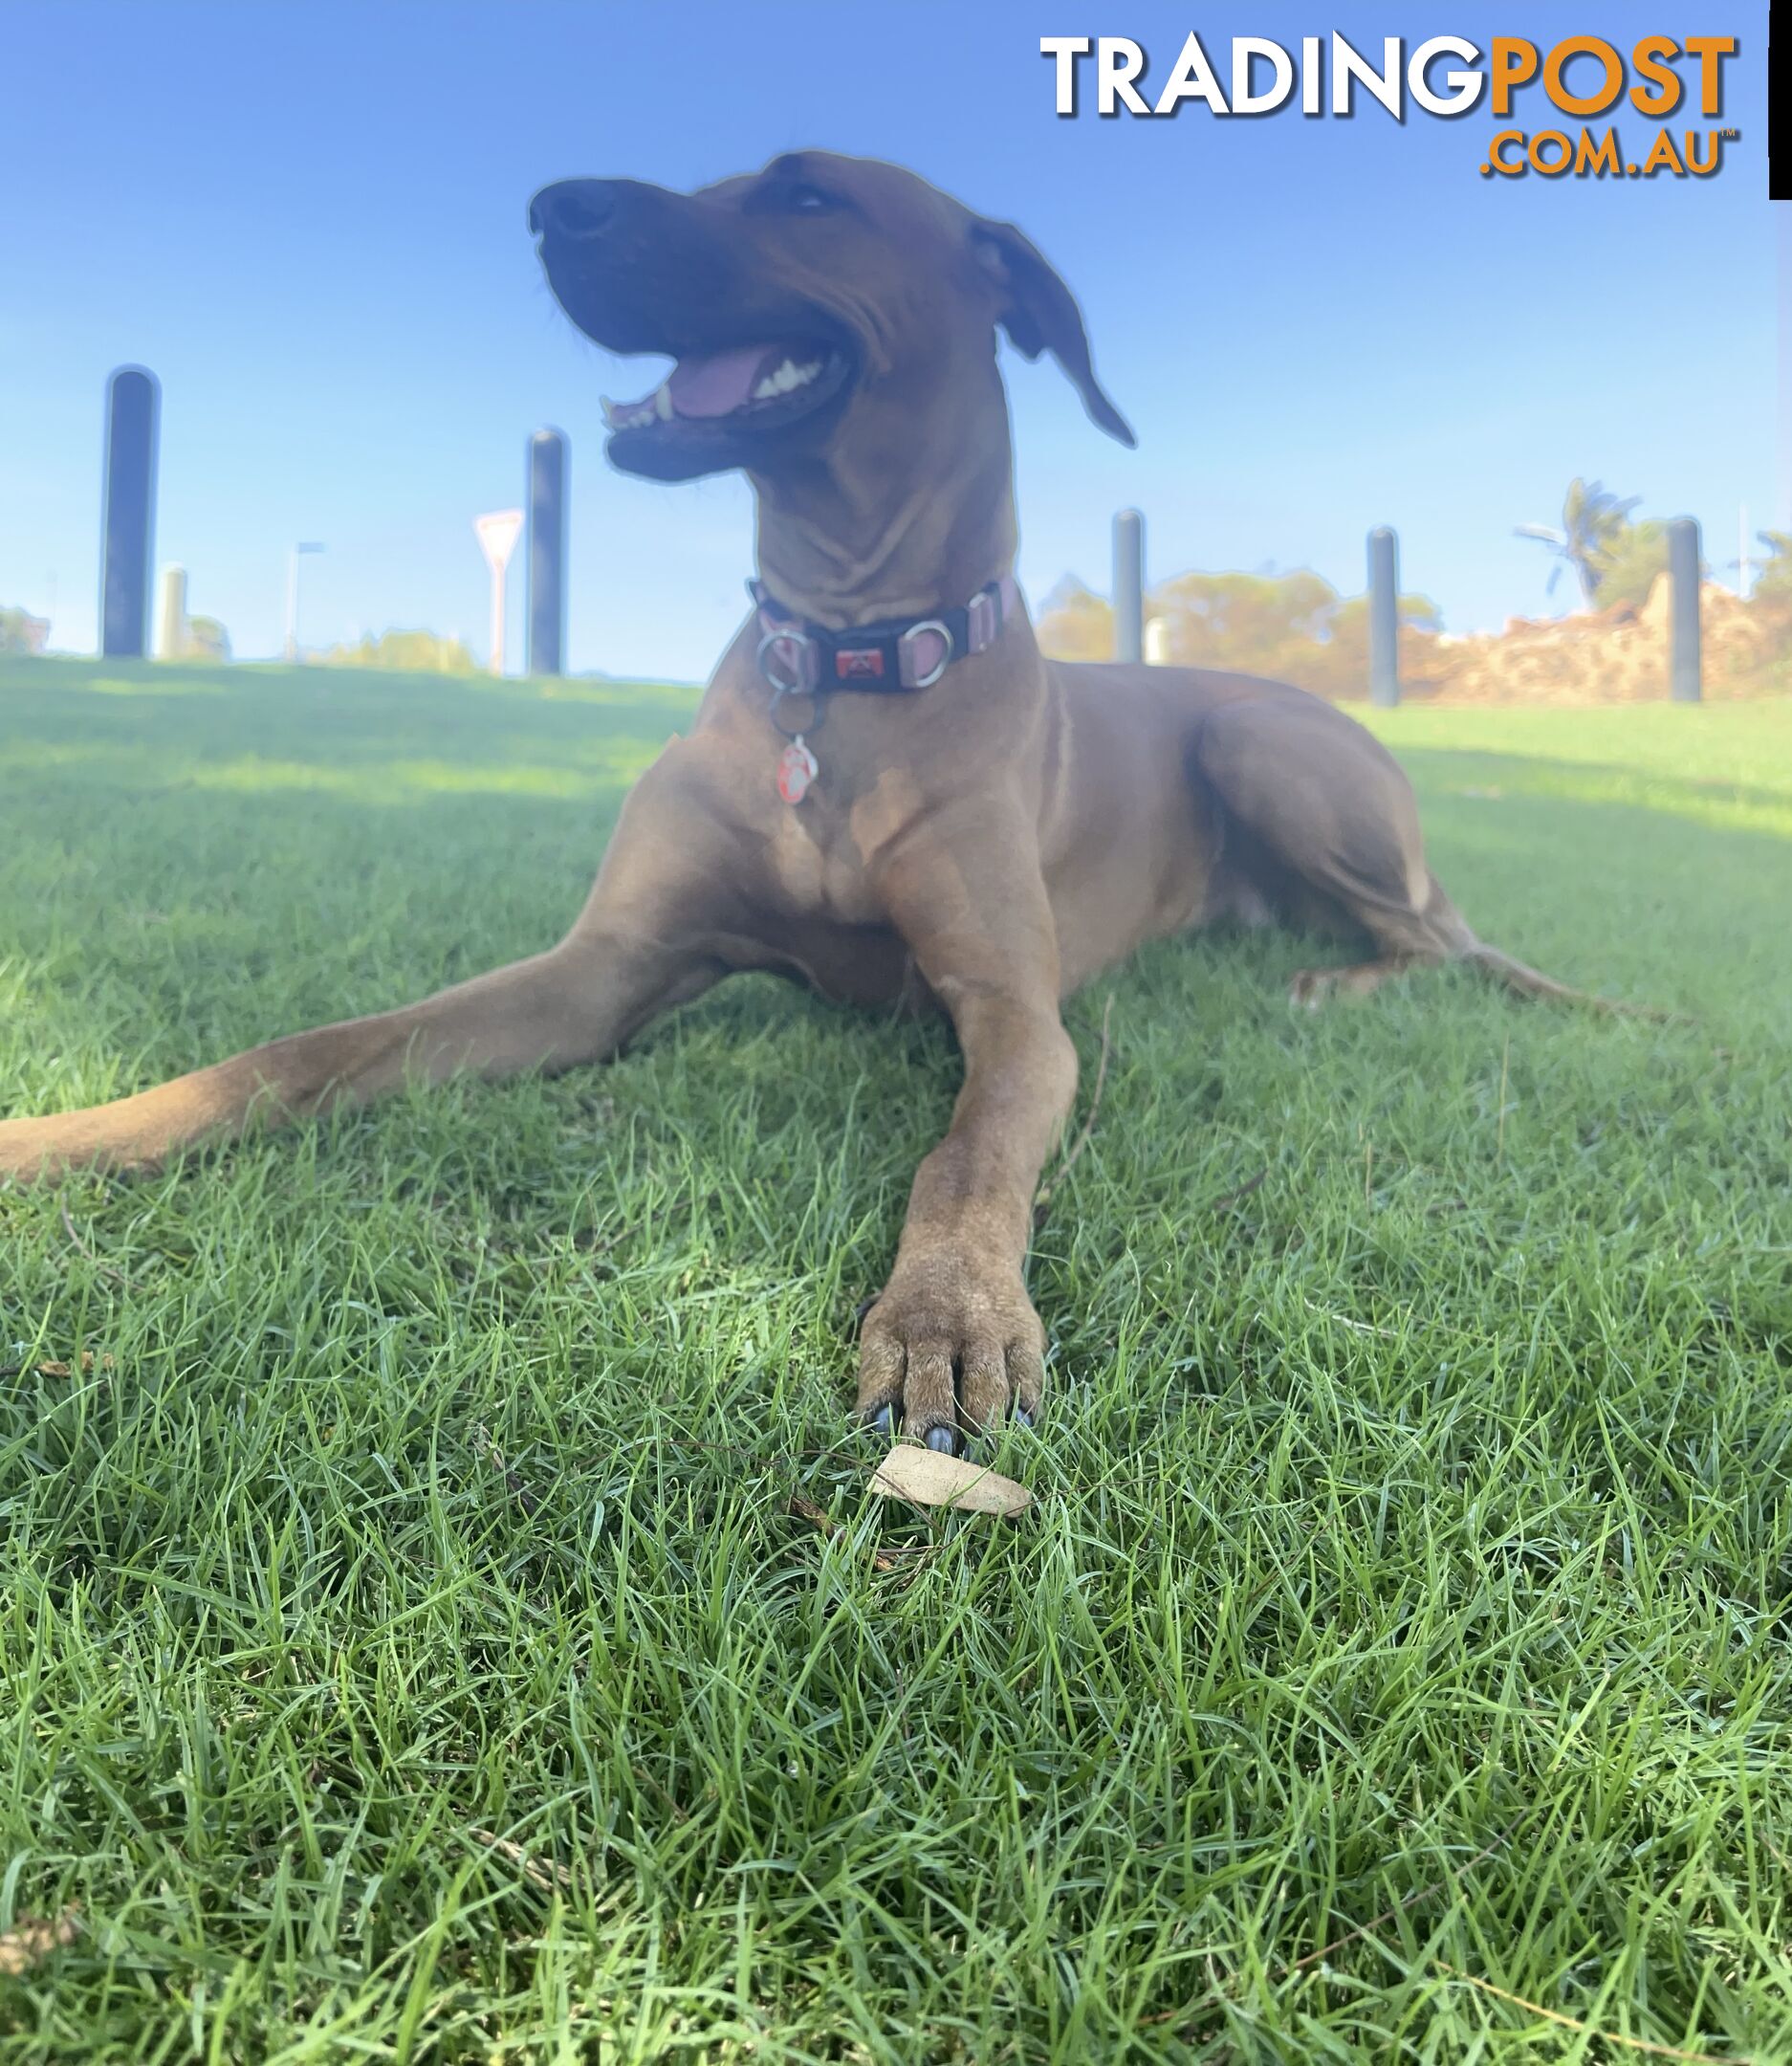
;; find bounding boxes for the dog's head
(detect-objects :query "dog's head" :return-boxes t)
[529,151,1133,485]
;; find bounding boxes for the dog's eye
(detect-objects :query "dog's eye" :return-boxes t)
[744,174,849,220]
[747,181,838,217]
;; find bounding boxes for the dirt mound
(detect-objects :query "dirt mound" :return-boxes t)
[1411,577,1781,705]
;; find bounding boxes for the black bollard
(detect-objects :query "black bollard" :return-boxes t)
[1112,509,1144,664]
[1368,526,1400,707]
[527,428,569,677]
[100,366,160,658]
[1668,516,1701,703]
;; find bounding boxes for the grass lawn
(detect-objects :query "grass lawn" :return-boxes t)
[2,654,1790,2062]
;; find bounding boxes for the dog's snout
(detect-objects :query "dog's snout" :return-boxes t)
[529,180,621,242]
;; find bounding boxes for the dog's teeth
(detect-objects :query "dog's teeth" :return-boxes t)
[600,395,618,427]
[654,382,673,421]
[747,358,824,407]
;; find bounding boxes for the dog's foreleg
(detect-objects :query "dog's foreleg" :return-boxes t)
[0,747,734,1183]
[0,929,721,1184]
[854,823,1077,1449]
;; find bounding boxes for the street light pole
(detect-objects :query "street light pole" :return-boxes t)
[285,541,324,662]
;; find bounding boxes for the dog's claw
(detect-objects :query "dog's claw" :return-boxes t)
[1013,1405,1033,1429]
[864,1404,894,1440]
[925,1425,957,1455]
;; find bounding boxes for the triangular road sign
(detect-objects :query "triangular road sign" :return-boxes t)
[474,509,524,570]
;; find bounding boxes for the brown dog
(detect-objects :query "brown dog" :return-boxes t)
[0,152,1589,1448]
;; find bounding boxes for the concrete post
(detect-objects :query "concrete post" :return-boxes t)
[285,542,324,663]
[527,428,569,676]
[1113,508,1144,664]
[156,564,186,660]
[100,366,160,658]
[1368,526,1400,707]
[1668,516,1701,703]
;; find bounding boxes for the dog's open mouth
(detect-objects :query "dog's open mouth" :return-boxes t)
[601,341,852,453]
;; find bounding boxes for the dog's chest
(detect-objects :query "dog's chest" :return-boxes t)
[762,803,886,927]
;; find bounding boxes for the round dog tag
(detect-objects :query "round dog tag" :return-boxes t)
[777,736,819,804]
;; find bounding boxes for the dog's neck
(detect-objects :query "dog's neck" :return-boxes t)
[748,363,1018,628]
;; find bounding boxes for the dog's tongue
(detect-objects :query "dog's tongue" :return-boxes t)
[667,346,773,419]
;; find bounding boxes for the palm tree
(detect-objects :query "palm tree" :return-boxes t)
[1751,530,1792,607]
[1515,478,1640,608]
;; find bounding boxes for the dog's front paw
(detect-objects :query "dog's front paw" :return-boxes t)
[854,1246,1044,1452]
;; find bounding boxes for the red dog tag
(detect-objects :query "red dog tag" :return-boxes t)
[776,736,819,804]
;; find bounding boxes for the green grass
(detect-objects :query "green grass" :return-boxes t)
[2,653,1790,2062]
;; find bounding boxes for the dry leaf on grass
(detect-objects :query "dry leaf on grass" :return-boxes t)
[871,1444,1032,1517]
[0,1906,81,1976]
[10,1354,115,1380]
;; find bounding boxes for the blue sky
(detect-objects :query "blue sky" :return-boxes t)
[0,1,1781,675]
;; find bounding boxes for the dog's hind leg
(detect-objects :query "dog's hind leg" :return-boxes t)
[1191,695,1608,1010]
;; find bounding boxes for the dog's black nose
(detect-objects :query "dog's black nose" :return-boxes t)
[529,180,621,241]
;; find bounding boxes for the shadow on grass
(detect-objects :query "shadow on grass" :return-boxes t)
[1395,742,1792,834]
[0,662,693,812]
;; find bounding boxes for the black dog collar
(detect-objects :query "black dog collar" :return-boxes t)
[750,574,1020,696]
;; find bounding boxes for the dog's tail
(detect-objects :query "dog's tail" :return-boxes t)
[1418,873,1669,1020]
[1461,940,1670,1021]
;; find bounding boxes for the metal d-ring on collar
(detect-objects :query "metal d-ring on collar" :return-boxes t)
[754,627,824,745]
[755,623,815,697]
[899,618,953,690]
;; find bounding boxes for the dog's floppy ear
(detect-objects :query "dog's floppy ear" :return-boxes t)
[971,218,1135,448]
